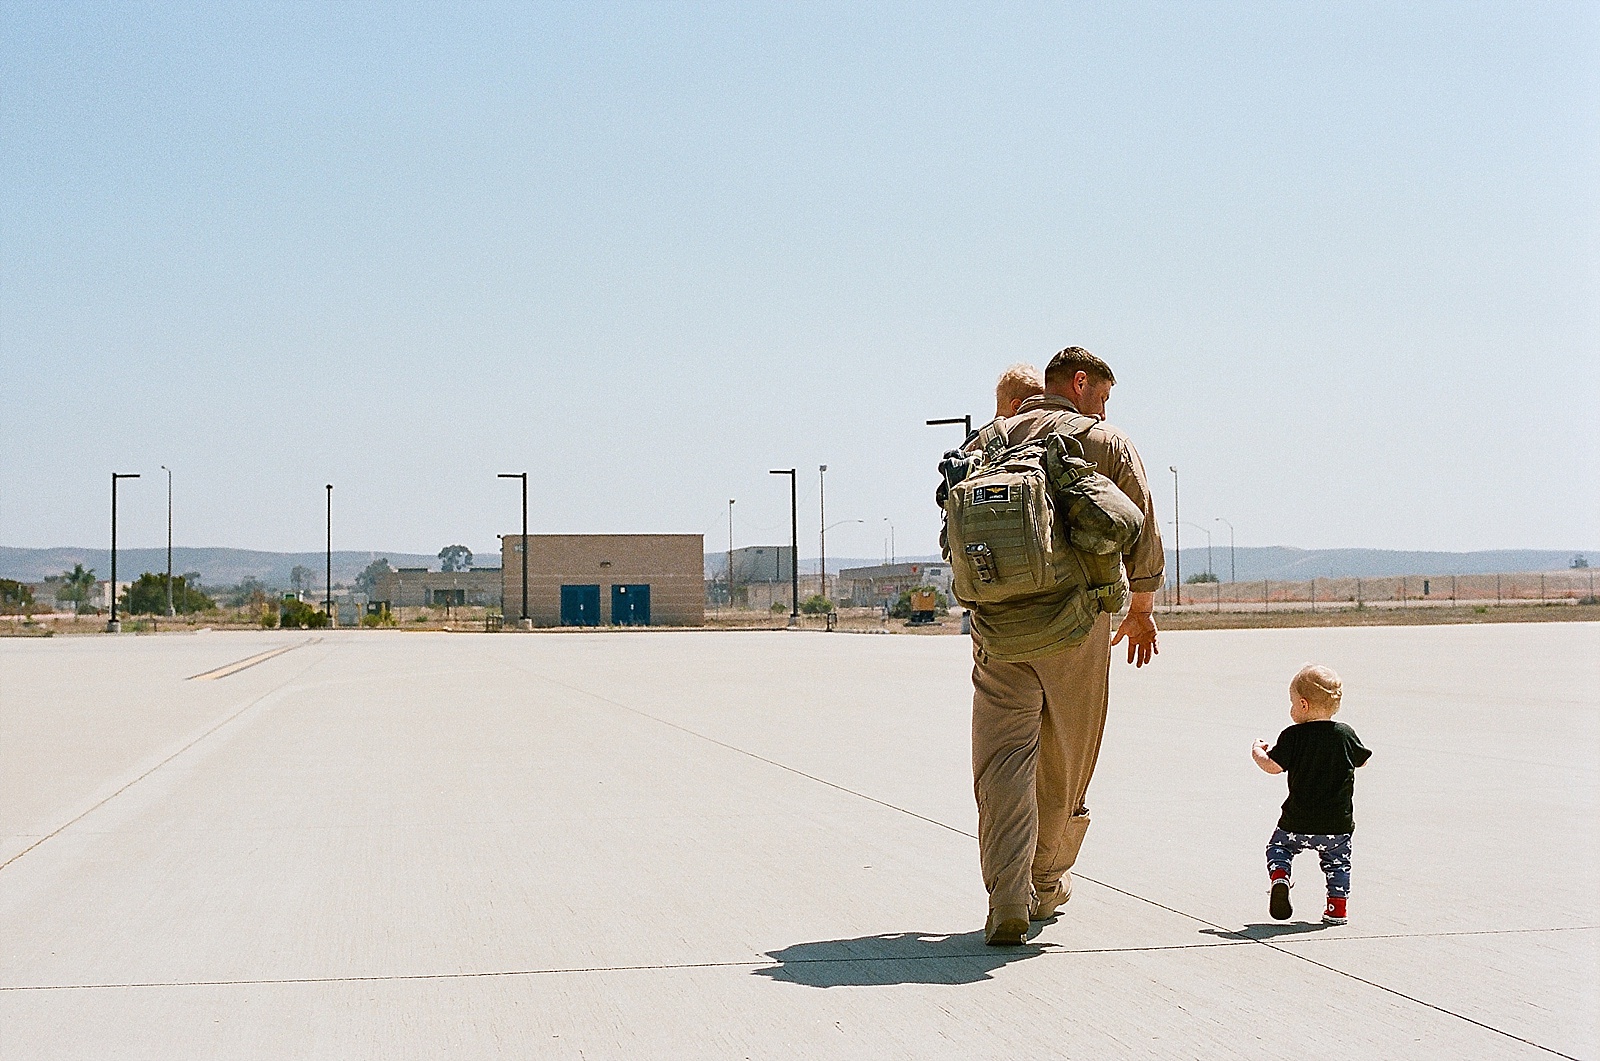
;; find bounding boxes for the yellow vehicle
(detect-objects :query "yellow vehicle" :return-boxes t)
[909,587,940,625]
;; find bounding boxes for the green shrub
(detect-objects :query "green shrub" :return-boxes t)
[279,598,326,629]
[1185,572,1219,584]
[770,602,787,614]
[259,606,279,629]
[360,610,397,629]
[800,594,834,614]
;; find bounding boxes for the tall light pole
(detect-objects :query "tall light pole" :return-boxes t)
[499,473,528,625]
[1182,520,1213,579]
[770,468,798,624]
[108,472,140,632]
[324,484,333,618]
[825,519,863,602]
[1215,517,1235,584]
[1169,466,1181,607]
[161,465,174,616]
[927,415,972,440]
[883,517,895,566]
[727,498,736,609]
[818,465,827,602]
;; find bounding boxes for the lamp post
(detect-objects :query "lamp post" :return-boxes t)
[1182,520,1213,579]
[818,466,827,602]
[498,473,529,626]
[824,518,863,603]
[727,498,736,609]
[1215,517,1235,584]
[927,415,972,440]
[108,472,140,632]
[1169,466,1181,607]
[324,484,333,618]
[769,468,798,624]
[161,465,174,616]
[883,517,895,566]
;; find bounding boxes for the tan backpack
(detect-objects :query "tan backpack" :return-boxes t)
[943,415,1143,611]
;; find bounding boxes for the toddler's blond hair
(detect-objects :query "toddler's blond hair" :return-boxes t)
[1291,664,1343,713]
[995,363,1044,417]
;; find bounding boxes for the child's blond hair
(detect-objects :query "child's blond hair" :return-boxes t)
[1291,664,1343,713]
[995,363,1044,417]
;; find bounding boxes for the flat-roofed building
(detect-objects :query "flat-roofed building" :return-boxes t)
[371,567,503,609]
[836,561,952,607]
[502,534,704,627]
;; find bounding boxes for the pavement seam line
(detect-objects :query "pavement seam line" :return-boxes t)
[0,646,328,875]
[186,638,316,681]
[1071,879,1581,1059]
[504,666,973,840]
[0,940,1265,992]
[511,661,1583,1061]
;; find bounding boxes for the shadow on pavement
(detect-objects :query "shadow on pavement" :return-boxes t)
[1200,922,1330,941]
[754,929,1052,988]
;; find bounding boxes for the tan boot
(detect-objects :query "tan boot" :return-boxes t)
[1031,872,1074,921]
[984,904,1030,946]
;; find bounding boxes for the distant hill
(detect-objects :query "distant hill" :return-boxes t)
[0,546,446,587]
[703,547,1595,582]
[6,543,1590,589]
[1163,546,1593,583]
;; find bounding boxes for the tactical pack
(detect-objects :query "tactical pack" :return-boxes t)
[942,414,1143,615]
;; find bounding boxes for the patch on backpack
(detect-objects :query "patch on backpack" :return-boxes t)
[972,484,1012,504]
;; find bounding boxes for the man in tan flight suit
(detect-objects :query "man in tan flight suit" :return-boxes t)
[970,346,1164,945]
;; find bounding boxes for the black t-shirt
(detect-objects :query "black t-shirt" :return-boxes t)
[1268,720,1372,834]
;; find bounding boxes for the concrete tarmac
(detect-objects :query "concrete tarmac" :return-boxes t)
[1,623,1594,1059]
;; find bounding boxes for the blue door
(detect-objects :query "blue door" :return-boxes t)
[560,584,601,626]
[611,584,651,626]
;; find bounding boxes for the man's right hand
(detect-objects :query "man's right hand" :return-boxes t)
[1110,592,1158,667]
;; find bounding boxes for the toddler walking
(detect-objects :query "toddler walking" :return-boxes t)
[1252,664,1371,924]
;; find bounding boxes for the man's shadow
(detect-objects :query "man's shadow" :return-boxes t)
[1200,922,1329,941]
[753,928,1052,988]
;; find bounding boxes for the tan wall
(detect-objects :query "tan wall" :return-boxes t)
[501,534,705,626]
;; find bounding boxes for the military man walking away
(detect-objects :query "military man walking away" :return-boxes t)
[955,346,1164,945]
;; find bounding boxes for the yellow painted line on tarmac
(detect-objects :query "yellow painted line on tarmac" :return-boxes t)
[187,638,320,681]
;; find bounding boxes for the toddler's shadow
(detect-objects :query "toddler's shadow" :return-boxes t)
[754,928,1052,988]
[1201,922,1330,941]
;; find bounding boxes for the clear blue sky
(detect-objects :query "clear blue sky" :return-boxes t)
[3,1,1596,561]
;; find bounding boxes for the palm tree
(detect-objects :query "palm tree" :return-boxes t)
[60,563,97,613]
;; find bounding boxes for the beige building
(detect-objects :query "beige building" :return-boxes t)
[836,562,953,607]
[371,567,503,609]
[501,534,704,627]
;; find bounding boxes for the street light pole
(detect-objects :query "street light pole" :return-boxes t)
[498,473,529,625]
[883,517,894,566]
[1215,517,1235,584]
[161,465,174,616]
[1169,466,1181,607]
[819,465,827,603]
[727,498,735,609]
[325,484,333,618]
[1182,520,1213,579]
[109,472,140,632]
[770,468,798,624]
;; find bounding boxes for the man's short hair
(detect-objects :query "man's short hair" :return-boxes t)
[1291,664,1343,713]
[1044,346,1116,388]
[995,363,1044,417]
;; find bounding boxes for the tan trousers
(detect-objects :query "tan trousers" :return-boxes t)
[971,611,1112,911]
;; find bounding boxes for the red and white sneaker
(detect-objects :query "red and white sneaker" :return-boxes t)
[1322,897,1348,925]
[1269,875,1292,921]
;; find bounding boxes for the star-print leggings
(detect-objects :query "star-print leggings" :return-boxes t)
[1266,828,1352,898]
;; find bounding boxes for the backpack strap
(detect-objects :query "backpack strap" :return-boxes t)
[973,418,1011,463]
